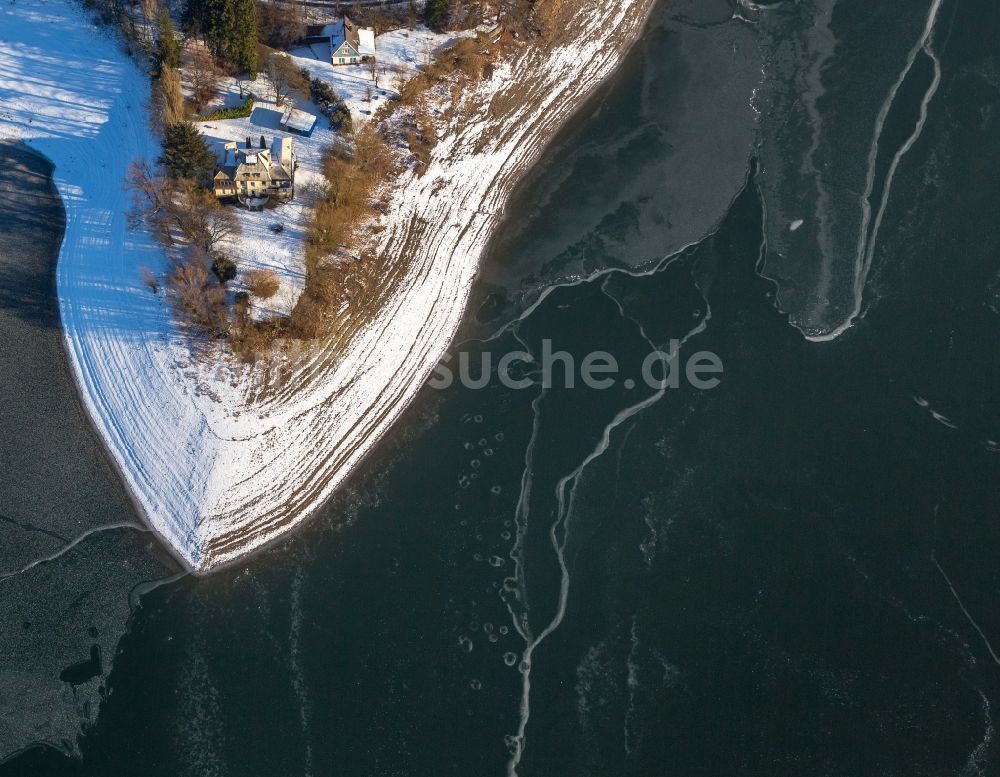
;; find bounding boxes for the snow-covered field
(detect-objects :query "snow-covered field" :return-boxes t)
[0,0,653,571]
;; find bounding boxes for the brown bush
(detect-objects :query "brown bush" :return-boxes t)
[405,108,438,175]
[151,66,186,130]
[532,0,571,40]
[246,269,280,299]
[287,293,326,339]
[353,124,394,179]
[167,256,229,338]
[449,37,486,80]
[232,317,283,361]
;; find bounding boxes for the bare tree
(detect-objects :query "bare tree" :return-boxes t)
[188,45,221,112]
[128,161,175,245]
[129,165,240,253]
[140,0,159,52]
[168,255,230,338]
[447,0,467,29]
[257,0,306,49]
[266,52,305,107]
[172,179,240,252]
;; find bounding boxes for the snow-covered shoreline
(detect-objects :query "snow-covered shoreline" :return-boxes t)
[1,0,655,572]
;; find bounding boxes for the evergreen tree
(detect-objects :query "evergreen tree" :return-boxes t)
[230,0,259,76]
[159,121,217,183]
[197,0,256,76]
[200,0,223,60]
[424,0,448,31]
[155,9,182,71]
[182,0,208,35]
[210,0,237,66]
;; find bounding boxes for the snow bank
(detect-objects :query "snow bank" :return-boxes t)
[1,0,653,571]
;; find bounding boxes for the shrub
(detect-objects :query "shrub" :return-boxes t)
[303,73,352,131]
[197,96,254,122]
[246,269,280,299]
[168,257,229,337]
[287,293,325,339]
[212,255,237,283]
[449,38,485,80]
[234,290,251,321]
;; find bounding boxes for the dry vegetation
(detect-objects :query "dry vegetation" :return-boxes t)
[187,45,222,112]
[247,269,280,299]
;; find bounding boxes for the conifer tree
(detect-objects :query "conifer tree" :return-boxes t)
[159,121,217,184]
[230,0,259,76]
[155,8,182,72]
[424,0,448,31]
[197,0,256,76]
[213,0,238,65]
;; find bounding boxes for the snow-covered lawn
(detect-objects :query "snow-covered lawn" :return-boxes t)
[288,26,447,110]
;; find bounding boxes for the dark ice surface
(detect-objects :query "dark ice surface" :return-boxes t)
[4,0,1000,773]
[0,141,174,757]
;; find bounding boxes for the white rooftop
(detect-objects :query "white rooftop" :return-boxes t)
[358,28,376,57]
[281,107,317,133]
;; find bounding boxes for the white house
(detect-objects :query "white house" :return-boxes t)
[329,16,376,65]
[213,137,297,202]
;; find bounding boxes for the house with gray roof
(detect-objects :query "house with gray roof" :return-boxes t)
[213,137,296,203]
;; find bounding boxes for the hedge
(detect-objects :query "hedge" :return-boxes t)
[297,68,352,132]
[197,96,254,122]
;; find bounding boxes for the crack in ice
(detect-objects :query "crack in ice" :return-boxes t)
[807,0,945,342]
[0,522,150,583]
[932,555,1000,666]
[504,285,711,775]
